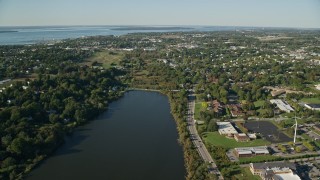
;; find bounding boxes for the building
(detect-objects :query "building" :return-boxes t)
[271,90,286,97]
[217,122,238,137]
[212,100,225,115]
[315,84,320,91]
[304,104,320,111]
[250,162,301,180]
[234,133,250,142]
[270,99,294,113]
[228,104,244,117]
[248,133,257,140]
[234,146,269,158]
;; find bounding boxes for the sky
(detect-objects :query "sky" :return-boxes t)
[0,0,319,28]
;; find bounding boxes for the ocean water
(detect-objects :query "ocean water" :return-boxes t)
[0,25,244,45]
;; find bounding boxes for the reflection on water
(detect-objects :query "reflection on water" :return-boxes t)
[27,91,186,180]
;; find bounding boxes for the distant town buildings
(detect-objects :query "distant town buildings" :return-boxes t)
[234,146,269,158]
[250,162,301,180]
[0,79,11,85]
[270,99,294,113]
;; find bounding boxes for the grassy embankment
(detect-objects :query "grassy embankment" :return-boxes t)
[301,98,320,104]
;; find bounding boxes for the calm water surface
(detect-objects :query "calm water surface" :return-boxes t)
[0,25,256,45]
[27,91,185,180]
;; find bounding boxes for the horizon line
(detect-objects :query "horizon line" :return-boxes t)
[0,24,320,30]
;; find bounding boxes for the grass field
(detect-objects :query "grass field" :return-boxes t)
[254,100,265,108]
[233,167,261,180]
[82,50,124,68]
[301,98,320,104]
[194,102,203,121]
[239,155,279,163]
[203,132,270,149]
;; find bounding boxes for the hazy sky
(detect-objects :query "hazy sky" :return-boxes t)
[0,0,319,28]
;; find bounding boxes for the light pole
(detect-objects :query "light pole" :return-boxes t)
[293,114,298,145]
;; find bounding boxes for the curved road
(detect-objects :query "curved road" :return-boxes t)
[187,94,224,180]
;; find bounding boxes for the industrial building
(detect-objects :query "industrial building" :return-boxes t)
[234,146,269,158]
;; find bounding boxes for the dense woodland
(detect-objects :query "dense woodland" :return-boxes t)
[0,45,125,179]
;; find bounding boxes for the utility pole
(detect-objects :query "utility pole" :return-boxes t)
[293,113,298,145]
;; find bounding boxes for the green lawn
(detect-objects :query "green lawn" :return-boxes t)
[239,155,280,163]
[203,132,271,149]
[254,100,265,108]
[83,50,124,68]
[194,102,203,121]
[301,98,320,104]
[233,167,261,180]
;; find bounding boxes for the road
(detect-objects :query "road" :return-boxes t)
[187,94,224,179]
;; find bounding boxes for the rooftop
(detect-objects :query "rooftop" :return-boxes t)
[217,122,238,135]
[305,104,320,108]
[273,173,301,180]
[270,99,294,112]
[251,162,296,171]
[235,146,269,154]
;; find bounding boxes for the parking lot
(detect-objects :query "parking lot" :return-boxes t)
[244,121,292,143]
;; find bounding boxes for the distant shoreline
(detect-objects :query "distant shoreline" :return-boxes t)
[111,27,194,31]
[0,31,18,33]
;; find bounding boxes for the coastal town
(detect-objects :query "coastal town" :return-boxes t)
[0,29,320,179]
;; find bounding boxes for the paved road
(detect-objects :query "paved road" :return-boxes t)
[187,94,224,179]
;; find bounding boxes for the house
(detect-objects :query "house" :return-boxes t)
[228,104,244,117]
[250,162,301,180]
[234,133,250,142]
[212,100,225,115]
[304,104,320,111]
[217,122,238,137]
[234,146,269,158]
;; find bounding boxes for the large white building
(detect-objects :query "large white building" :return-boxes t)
[217,122,238,137]
[270,99,294,113]
[250,162,301,180]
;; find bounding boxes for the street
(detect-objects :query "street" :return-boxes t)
[187,94,224,179]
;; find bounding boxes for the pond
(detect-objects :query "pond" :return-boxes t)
[27,91,186,180]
